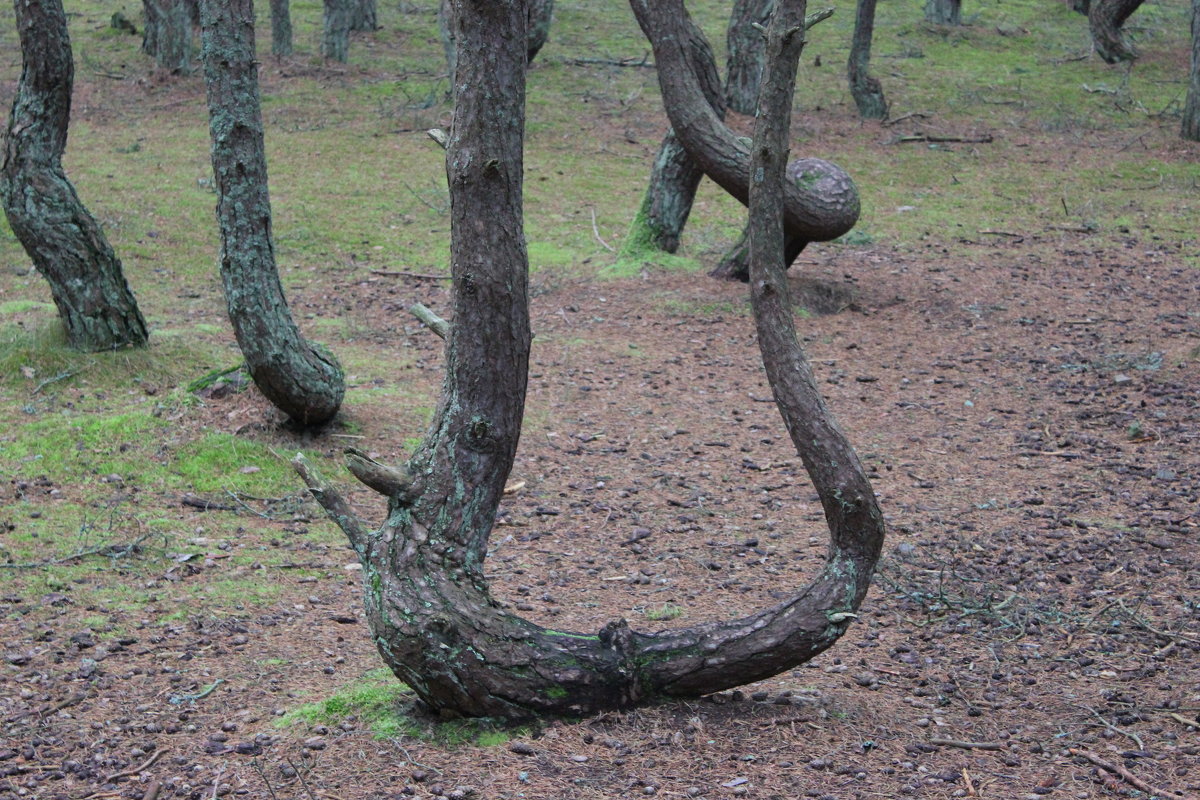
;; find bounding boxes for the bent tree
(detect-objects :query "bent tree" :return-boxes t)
[296,0,883,721]
[1,0,148,352]
[200,0,345,426]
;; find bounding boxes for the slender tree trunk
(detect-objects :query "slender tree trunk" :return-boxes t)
[141,0,192,72]
[620,13,725,259]
[437,0,457,84]
[270,0,293,56]
[1185,0,1200,141]
[1071,0,1090,14]
[200,0,345,427]
[1,0,148,352]
[322,0,352,62]
[1088,0,1144,62]
[924,0,961,25]
[439,0,552,88]
[298,0,883,723]
[350,0,377,32]
[724,0,773,115]
[848,0,888,119]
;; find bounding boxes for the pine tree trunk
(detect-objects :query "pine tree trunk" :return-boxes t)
[924,0,961,25]
[724,0,773,115]
[350,0,377,32]
[527,0,553,63]
[141,0,192,72]
[1,0,149,352]
[322,0,351,62]
[437,0,457,84]
[200,0,345,427]
[848,0,888,119]
[270,0,293,56]
[1185,0,1200,141]
[1088,0,1144,62]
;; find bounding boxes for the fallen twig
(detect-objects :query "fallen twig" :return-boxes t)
[370,269,450,281]
[181,496,237,512]
[570,53,653,68]
[930,738,1003,751]
[891,133,994,144]
[0,534,150,570]
[1068,748,1175,798]
[591,208,615,252]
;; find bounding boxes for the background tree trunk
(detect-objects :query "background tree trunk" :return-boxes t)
[437,0,457,84]
[1089,0,1144,62]
[322,0,352,62]
[270,0,293,56]
[848,0,888,119]
[350,0,377,32]
[1071,0,1090,14]
[200,0,345,427]
[1,0,149,352]
[924,0,961,25]
[724,0,773,115]
[1185,0,1200,140]
[141,0,192,72]
[439,0,553,88]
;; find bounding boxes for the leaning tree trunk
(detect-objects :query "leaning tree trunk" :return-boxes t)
[141,0,192,72]
[200,0,345,427]
[924,0,961,25]
[350,0,377,32]
[848,0,888,119]
[619,14,726,260]
[1,0,148,352]
[1089,0,1144,62]
[322,0,352,62]
[297,0,883,723]
[1185,0,1200,141]
[725,0,773,115]
[270,0,292,56]
[439,0,552,88]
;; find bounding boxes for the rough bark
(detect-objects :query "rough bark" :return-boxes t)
[1,0,149,352]
[725,0,774,115]
[620,15,726,259]
[200,0,345,427]
[350,0,377,32]
[297,0,883,722]
[439,0,553,87]
[924,0,961,25]
[270,0,293,57]
[710,215,806,282]
[848,0,888,119]
[141,0,192,72]
[1185,0,1200,141]
[629,0,860,248]
[1088,0,1144,62]
[322,0,352,62]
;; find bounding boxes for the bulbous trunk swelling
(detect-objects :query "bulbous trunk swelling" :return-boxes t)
[200,0,345,427]
[848,0,888,119]
[1088,0,1144,62]
[1185,0,1200,141]
[1,0,148,352]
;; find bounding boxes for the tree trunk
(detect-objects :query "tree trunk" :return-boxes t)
[437,0,457,84]
[350,0,377,32]
[297,0,883,723]
[1071,0,1090,14]
[1,0,149,352]
[1185,0,1200,141]
[710,221,806,282]
[439,0,552,88]
[724,0,773,115]
[270,0,293,57]
[1089,0,1143,62]
[619,14,725,259]
[924,0,961,25]
[141,0,192,72]
[848,0,888,119]
[200,0,345,427]
[322,0,352,62]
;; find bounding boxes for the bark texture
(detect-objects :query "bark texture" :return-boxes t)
[924,0,961,25]
[298,0,883,722]
[848,0,888,119]
[322,0,351,62]
[1088,0,1144,62]
[1,0,149,352]
[350,0,377,32]
[141,0,193,72]
[439,0,554,87]
[270,0,293,56]
[1185,0,1200,141]
[620,15,725,259]
[200,0,345,427]
[724,0,774,115]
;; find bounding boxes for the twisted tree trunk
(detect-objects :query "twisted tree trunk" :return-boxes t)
[297,0,883,722]
[1,0,148,352]
[1185,0,1200,141]
[725,0,774,115]
[1088,0,1144,62]
[848,0,888,119]
[200,0,345,427]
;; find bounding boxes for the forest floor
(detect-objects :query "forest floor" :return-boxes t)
[2,1,1200,799]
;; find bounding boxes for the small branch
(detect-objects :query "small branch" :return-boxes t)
[590,208,615,252]
[370,269,451,281]
[883,111,932,127]
[426,128,449,149]
[344,447,414,500]
[409,302,449,339]
[0,533,151,570]
[292,453,370,552]
[929,738,1003,751]
[570,53,653,68]
[103,748,167,784]
[891,133,994,144]
[804,8,835,30]
[1068,748,1175,798]
[181,495,238,512]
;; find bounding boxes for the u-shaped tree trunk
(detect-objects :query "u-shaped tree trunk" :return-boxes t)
[296,0,883,722]
[1,0,149,352]
[200,0,345,427]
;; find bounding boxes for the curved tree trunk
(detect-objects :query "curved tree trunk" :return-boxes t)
[270,0,293,56]
[297,0,883,723]
[619,15,725,259]
[1185,0,1200,141]
[725,0,774,115]
[1089,0,1144,62]
[141,0,192,72]
[848,0,888,119]
[200,0,345,427]
[322,0,352,62]
[924,0,961,25]
[1,0,148,352]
